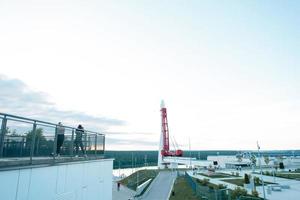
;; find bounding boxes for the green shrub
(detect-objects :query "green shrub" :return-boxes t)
[279,162,284,169]
[196,178,210,186]
[202,178,210,186]
[231,187,248,199]
[251,190,259,197]
[217,184,227,189]
[208,183,215,190]
[244,174,250,184]
[254,177,260,185]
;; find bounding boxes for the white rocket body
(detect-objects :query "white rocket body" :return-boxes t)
[158,100,165,169]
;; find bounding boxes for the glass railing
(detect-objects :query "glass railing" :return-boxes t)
[0,112,105,165]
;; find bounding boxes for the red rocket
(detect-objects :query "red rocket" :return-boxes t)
[160,100,183,157]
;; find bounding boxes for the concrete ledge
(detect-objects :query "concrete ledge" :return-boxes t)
[0,155,106,171]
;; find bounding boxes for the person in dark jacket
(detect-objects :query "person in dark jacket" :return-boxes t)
[74,124,86,157]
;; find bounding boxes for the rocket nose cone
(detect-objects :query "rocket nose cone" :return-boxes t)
[160,100,165,108]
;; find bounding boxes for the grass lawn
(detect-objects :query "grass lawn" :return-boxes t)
[119,169,158,190]
[222,178,275,187]
[275,173,300,180]
[222,179,244,186]
[261,171,300,180]
[198,172,236,178]
[169,177,200,200]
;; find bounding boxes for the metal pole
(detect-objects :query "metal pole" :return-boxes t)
[88,135,90,151]
[257,141,266,199]
[214,189,218,200]
[20,137,24,157]
[30,122,37,164]
[189,138,192,168]
[131,152,134,174]
[137,170,139,189]
[52,125,58,161]
[0,116,7,157]
[35,137,40,156]
[70,129,74,156]
[272,164,276,183]
[103,135,105,154]
[119,161,121,177]
[94,134,97,157]
[84,131,87,155]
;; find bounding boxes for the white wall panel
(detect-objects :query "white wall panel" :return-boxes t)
[28,166,57,200]
[56,165,67,194]
[0,170,19,200]
[0,159,113,200]
[16,169,31,200]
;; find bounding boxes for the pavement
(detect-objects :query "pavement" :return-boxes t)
[112,179,136,200]
[256,174,300,200]
[142,171,176,200]
[188,169,300,200]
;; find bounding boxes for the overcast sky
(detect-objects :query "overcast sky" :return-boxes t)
[0,1,299,150]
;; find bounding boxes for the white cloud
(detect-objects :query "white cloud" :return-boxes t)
[0,0,299,150]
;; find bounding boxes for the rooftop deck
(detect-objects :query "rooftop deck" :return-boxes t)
[0,155,105,171]
[0,113,106,170]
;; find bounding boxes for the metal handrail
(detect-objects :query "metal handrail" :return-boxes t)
[0,112,103,135]
[0,112,105,163]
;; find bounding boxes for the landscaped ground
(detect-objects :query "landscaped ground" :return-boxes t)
[198,172,237,178]
[119,169,158,190]
[273,173,300,180]
[169,176,200,200]
[262,171,300,180]
[222,178,275,187]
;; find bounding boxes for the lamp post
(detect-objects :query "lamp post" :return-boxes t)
[272,163,276,183]
[189,138,192,168]
[257,141,266,199]
[119,161,121,177]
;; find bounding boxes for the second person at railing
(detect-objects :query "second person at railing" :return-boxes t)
[75,124,86,157]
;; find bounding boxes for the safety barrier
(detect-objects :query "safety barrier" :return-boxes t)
[0,113,105,165]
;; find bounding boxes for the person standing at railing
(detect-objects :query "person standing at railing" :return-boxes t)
[74,124,86,157]
[56,122,65,157]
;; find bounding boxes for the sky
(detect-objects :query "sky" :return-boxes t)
[0,0,299,150]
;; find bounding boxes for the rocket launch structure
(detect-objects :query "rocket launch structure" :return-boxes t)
[158,100,183,168]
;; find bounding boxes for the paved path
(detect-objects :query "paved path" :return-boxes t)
[221,170,300,200]
[112,179,135,200]
[256,174,300,200]
[142,171,176,200]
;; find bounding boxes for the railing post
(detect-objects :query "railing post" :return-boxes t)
[35,137,40,156]
[103,135,105,154]
[52,125,58,161]
[30,122,37,164]
[88,135,91,151]
[0,116,7,157]
[94,134,97,157]
[70,129,74,157]
[84,131,87,155]
[20,137,24,156]
[214,189,218,200]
